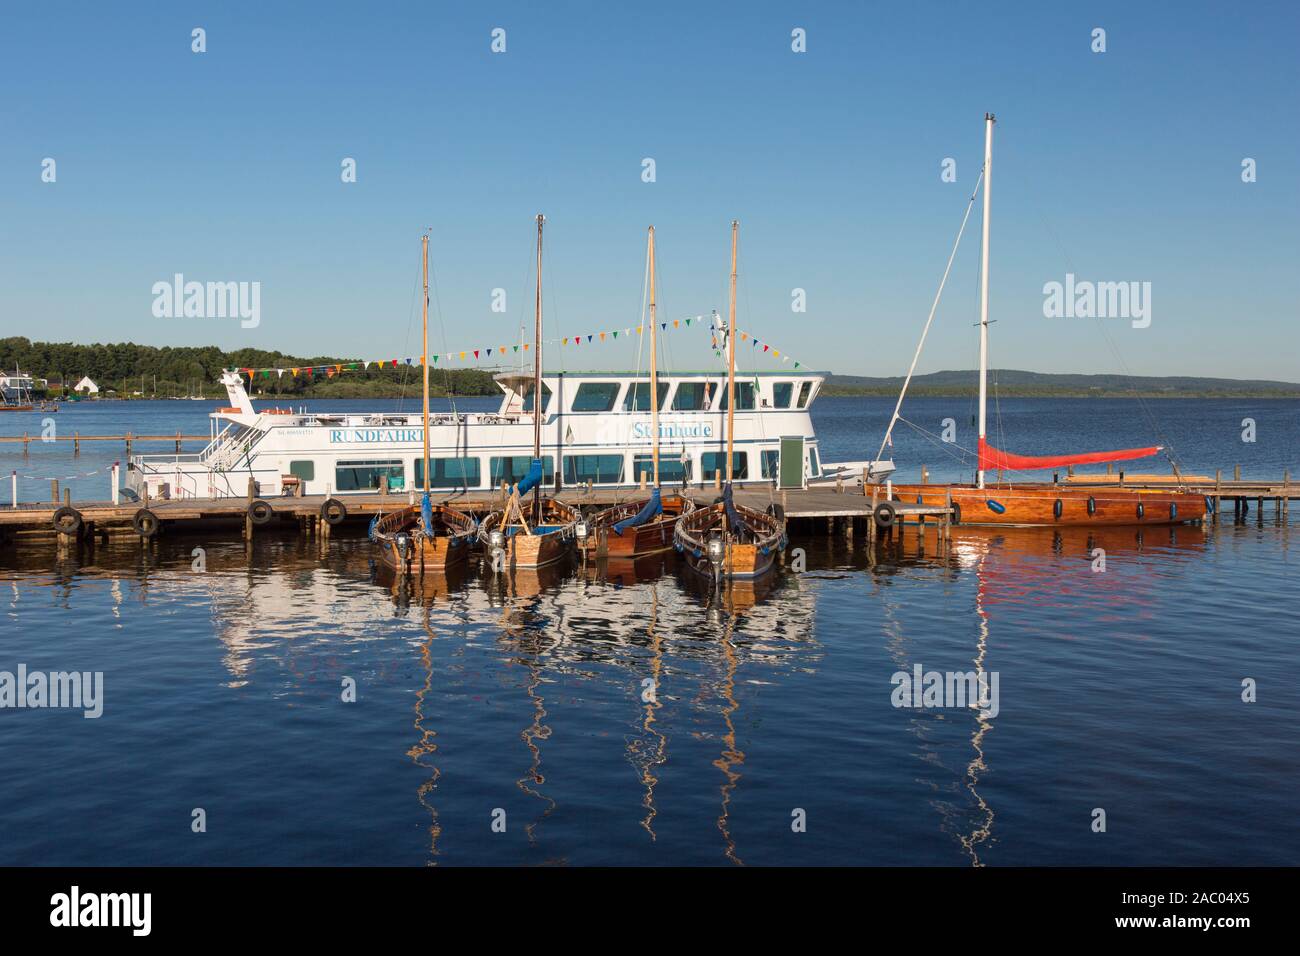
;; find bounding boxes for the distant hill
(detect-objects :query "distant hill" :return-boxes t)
[822,369,1300,398]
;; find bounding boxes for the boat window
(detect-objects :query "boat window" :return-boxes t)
[701,451,748,480]
[671,382,711,411]
[623,381,670,411]
[761,449,779,479]
[571,382,621,412]
[772,382,794,408]
[521,381,552,413]
[490,456,555,486]
[808,446,821,478]
[289,460,315,481]
[633,454,689,484]
[796,381,814,408]
[335,460,404,493]
[414,458,482,489]
[717,381,756,411]
[563,454,625,485]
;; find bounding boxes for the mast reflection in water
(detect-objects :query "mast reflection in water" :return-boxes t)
[0,516,1295,866]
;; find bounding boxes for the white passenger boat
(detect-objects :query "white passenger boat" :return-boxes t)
[125,362,893,501]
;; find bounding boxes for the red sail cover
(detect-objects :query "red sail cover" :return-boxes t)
[978,437,1161,472]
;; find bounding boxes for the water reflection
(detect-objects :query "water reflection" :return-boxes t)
[0,516,1249,865]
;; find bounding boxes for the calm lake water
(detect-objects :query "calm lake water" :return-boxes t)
[1,396,1297,865]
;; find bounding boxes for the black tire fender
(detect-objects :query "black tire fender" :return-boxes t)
[321,497,348,526]
[248,499,274,526]
[52,506,82,534]
[873,501,897,529]
[132,508,160,537]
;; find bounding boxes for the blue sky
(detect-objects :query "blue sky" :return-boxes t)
[2,1,1297,379]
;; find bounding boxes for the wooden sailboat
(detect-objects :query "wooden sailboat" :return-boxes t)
[372,233,477,572]
[587,226,694,557]
[885,115,1206,528]
[674,221,786,580]
[480,214,580,569]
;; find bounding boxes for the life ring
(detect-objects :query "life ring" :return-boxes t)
[1087,496,1097,516]
[247,499,274,526]
[1053,498,1063,520]
[132,508,160,537]
[52,506,82,535]
[873,501,897,529]
[320,498,348,526]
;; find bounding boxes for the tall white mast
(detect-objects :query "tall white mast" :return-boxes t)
[726,220,738,486]
[648,226,660,488]
[976,113,995,490]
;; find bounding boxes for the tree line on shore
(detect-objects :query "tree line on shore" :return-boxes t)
[0,337,502,398]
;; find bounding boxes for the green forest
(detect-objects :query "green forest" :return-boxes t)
[0,337,502,399]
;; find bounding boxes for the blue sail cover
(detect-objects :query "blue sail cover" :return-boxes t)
[512,458,544,496]
[421,491,434,534]
[722,483,746,537]
[612,487,662,536]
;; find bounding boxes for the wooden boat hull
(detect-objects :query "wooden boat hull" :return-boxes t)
[481,496,580,569]
[373,503,476,573]
[888,483,1208,527]
[673,500,784,580]
[585,494,694,558]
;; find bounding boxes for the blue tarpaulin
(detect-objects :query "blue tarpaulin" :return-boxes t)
[612,487,662,535]
[722,483,746,537]
[421,492,434,534]
[512,458,544,496]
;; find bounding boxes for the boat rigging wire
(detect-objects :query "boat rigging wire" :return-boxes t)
[873,167,986,471]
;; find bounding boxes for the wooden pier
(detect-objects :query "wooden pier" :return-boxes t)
[0,433,209,455]
[0,481,952,553]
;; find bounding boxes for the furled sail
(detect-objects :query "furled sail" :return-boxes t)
[722,482,746,537]
[612,487,662,535]
[511,458,544,496]
[978,437,1161,473]
[420,491,434,534]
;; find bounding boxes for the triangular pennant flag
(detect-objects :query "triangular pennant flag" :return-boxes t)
[741,333,749,341]
[586,334,592,343]
[773,350,780,357]
[524,344,530,351]
[637,326,643,335]
[660,323,666,331]
[433,354,439,363]
[684,318,691,327]
[474,350,480,359]
[276,368,284,378]
[562,338,569,345]
[612,331,618,339]
[513,345,519,352]
[459,351,466,361]
[363,361,370,371]
[794,362,801,369]
[599,332,606,341]
[763,344,769,352]
[672,319,679,328]
[291,368,299,377]
[487,348,493,356]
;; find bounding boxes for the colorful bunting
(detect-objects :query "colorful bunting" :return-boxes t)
[222,316,808,380]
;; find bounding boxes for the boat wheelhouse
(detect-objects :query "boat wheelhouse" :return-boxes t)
[124,366,885,500]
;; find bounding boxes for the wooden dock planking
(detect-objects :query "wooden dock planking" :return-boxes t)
[0,483,954,546]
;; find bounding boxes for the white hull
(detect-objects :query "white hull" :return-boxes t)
[125,370,877,500]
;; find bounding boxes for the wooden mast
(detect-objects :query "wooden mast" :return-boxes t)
[533,213,545,519]
[422,233,430,496]
[726,220,738,486]
[976,113,994,490]
[648,226,660,488]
